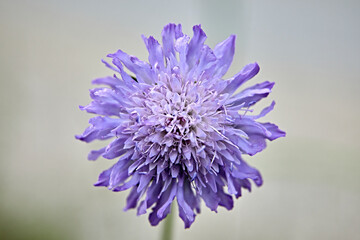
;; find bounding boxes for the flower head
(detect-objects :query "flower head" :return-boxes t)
[76,24,285,228]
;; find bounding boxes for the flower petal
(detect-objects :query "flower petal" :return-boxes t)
[175,35,190,74]
[217,188,234,210]
[186,25,207,69]
[231,161,263,187]
[213,35,236,78]
[148,180,177,226]
[227,81,274,107]
[220,62,260,95]
[162,23,183,59]
[200,185,220,212]
[124,186,144,211]
[87,147,106,161]
[108,50,155,84]
[251,101,275,119]
[92,76,121,89]
[75,116,120,143]
[177,179,196,228]
[94,167,112,187]
[142,35,164,70]
[261,123,286,140]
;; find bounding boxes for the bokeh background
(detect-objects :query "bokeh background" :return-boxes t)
[1,0,359,239]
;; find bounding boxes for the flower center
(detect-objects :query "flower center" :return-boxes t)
[126,71,229,178]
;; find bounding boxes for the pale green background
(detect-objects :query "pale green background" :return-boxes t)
[1,0,359,239]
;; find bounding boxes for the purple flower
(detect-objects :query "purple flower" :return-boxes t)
[76,24,285,228]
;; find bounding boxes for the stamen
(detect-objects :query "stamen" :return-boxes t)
[144,143,155,153]
[211,151,217,165]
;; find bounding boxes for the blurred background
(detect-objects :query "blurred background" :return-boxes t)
[1,0,359,239]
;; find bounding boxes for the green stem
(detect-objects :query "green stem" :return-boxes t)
[161,205,174,240]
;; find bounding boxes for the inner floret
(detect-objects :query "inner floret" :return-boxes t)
[126,73,228,182]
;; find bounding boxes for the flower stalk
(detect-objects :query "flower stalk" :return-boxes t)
[161,205,174,240]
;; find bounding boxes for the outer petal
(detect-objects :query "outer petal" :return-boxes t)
[217,188,234,210]
[231,161,263,187]
[109,59,138,89]
[137,180,163,215]
[250,101,275,119]
[92,76,121,89]
[186,25,207,69]
[175,35,190,74]
[261,123,286,140]
[142,35,164,70]
[200,185,220,212]
[102,137,128,159]
[227,81,274,107]
[236,118,285,141]
[148,181,177,226]
[162,23,183,59]
[212,35,236,78]
[177,177,196,228]
[232,178,252,198]
[79,87,133,116]
[189,45,217,81]
[220,62,260,95]
[228,131,266,156]
[94,167,112,187]
[113,173,141,192]
[75,116,120,143]
[109,159,131,189]
[107,50,155,84]
[124,186,144,211]
[149,204,171,226]
[87,147,106,161]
